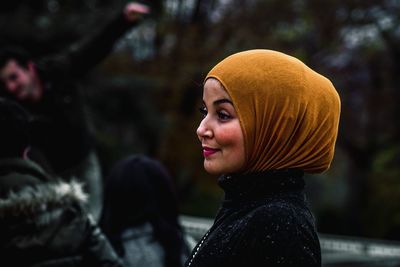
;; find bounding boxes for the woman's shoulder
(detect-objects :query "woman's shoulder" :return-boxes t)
[241,196,316,236]
[234,197,320,261]
[248,194,309,217]
[121,223,165,267]
[209,197,320,266]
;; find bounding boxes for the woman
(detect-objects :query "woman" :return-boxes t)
[187,49,340,266]
[99,155,191,267]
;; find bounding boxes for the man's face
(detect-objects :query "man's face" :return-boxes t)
[0,59,37,101]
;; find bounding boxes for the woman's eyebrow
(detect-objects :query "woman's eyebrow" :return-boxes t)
[213,99,233,105]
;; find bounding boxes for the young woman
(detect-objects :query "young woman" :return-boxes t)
[186,49,341,267]
[100,155,191,267]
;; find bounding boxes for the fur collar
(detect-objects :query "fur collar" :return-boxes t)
[0,180,87,220]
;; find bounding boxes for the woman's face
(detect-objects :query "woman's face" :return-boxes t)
[196,78,245,175]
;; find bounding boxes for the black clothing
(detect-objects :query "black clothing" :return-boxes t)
[1,12,141,220]
[185,169,321,267]
[0,158,123,267]
[2,12,137,174]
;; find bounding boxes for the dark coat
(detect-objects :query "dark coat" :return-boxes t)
[185,169,321,267]
[0,158,123,267]
[1,12,137,174]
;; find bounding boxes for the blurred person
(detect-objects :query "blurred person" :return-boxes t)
[0,97,124,267]
[100,155,191,267]
[187,49,341,267]
[0,2,150,220]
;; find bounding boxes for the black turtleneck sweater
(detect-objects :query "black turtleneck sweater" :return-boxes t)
[185,169,321,267]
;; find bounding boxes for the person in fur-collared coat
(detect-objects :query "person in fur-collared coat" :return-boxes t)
[0,98,123,267]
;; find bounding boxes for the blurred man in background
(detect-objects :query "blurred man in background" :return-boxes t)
[0,1,150,220]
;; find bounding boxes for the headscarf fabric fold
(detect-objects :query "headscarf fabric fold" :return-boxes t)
[206,49,341,173]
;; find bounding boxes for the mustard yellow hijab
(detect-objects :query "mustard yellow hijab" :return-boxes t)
[206,49,341,173]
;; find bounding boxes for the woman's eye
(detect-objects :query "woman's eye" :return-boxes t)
[199,107,207,117]
[217,111,231,121]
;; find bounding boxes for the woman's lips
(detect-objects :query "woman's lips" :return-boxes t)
[203,147,219,157]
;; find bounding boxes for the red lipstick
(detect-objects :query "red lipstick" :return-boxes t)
[203,147,219,157]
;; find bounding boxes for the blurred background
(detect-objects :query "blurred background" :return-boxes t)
[2,0,400,243]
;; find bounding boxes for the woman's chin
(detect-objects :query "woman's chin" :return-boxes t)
[203,163,223,176]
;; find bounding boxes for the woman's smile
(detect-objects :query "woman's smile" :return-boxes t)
[202,146,220,157]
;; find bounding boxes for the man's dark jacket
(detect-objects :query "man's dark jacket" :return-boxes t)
[2,12,137,173]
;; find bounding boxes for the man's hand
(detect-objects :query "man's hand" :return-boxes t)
[124,2,150,22]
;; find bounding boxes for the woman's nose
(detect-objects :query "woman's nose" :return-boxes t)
[196,118,212,140]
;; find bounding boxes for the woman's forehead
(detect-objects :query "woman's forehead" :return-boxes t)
[203,78,230,99]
